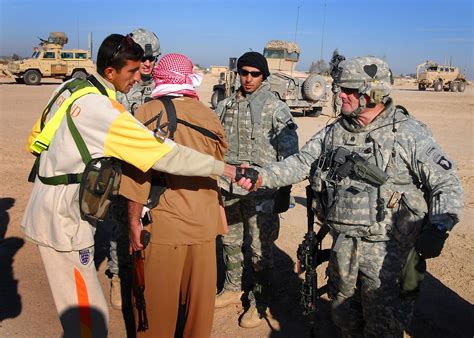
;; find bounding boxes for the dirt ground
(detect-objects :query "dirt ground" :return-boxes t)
[0,74,472,337]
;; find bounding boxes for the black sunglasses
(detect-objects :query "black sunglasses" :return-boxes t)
[142,55,157,63]
[111,34,135,61]
[340,87,359,95]
[239,69,262,77]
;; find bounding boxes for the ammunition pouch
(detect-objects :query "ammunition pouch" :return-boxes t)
[79,157,122,225]
[326,186,378,226]
[273,185,292,214]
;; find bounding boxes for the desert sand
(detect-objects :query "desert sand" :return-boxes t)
[0,74,472,337]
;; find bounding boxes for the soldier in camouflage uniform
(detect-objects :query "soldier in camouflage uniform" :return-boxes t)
[215,52,299,328]
[116,28,161,115]
[247,56,463,336]
[108,28,161,309]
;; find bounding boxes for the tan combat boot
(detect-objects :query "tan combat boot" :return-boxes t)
[215,290,243,308]
[110,274,122,310]
[239,304,263,328]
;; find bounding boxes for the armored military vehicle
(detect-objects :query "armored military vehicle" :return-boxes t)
[416,61,466,92]
[211,40,329,117]
[8,32,95,85]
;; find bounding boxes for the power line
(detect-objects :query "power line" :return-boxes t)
[320,2,326,60]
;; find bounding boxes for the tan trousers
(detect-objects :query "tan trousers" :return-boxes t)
[137,240,216,338]
[38,245,109,338]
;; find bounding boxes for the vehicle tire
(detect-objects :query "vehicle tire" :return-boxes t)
[72,70,87,80]
[457,81,466,92]
[303,74,326,101]
[24,70,41,85]
[433,81,443,92]
[449,82,458,92]
[211,89,225,109]
[306,107,322,117]
[15,77,25,84]
[418,83,426,91]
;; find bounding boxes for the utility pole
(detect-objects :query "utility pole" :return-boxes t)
[294,4,300,43]
[88,32,93,57]
[77,15,80,49]
[320,2,326,61]
[291,3,301,77]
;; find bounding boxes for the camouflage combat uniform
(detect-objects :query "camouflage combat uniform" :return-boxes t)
[259,99,463,336]
[116,76,155,115]
[107,77,155,276]
[216,81,299,310]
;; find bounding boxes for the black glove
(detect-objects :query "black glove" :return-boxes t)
[235,166,259,190]
[415,226,449,259]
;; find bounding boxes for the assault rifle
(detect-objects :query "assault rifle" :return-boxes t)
[133,230,151,332]
[297,185,331,315]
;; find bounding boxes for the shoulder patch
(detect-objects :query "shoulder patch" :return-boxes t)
[435,155,452,170]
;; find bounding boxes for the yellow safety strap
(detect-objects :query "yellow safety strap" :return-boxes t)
[29,87,116,154]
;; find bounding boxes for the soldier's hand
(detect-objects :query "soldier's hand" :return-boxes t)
[415,225,449,259]
[235,166,259,190]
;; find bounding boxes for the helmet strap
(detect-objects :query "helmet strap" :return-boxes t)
[141,73,152,82]
[341,91,365,118]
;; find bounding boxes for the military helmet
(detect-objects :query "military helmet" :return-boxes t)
[336,56,393,102]
[130,28,161,58]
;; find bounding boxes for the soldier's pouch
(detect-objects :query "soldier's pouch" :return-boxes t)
[79,157,122,226]
[392,193,427,244]
[327,187,376,226]
[273,185,292,214]
[400,248,426,298]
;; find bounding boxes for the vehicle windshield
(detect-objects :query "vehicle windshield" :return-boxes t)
[263,48,299,61]
[264,49,284,59]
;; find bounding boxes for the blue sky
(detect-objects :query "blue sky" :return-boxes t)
[1,0,472,79]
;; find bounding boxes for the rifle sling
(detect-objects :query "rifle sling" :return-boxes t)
[144,96,220,141]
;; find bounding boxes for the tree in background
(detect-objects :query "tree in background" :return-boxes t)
[309,59,329,75]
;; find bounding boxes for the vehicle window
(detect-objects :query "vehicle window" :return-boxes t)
[264,49,284,59]
[75,53,87,59]
[61,52,74,59]
[43,52,56,59]
[285,51,299,61]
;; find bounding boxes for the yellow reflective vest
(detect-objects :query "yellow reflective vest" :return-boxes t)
[28,77,116,154]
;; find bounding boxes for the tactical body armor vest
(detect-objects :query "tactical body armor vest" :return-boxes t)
[216,83,279,167]
[312,102,428,241]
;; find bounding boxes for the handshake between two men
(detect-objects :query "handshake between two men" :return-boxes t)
[234,165,262,191]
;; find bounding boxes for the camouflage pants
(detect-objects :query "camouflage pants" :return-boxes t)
[106,198,132,276]
[327,235,415,337]
[221,191,279,309]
